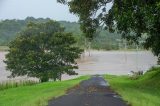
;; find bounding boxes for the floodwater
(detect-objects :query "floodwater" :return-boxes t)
[76,50,157,75]
[0,51,158,82]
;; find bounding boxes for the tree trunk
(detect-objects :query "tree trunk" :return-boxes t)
[58,72,62,81]
[40,74,49,82]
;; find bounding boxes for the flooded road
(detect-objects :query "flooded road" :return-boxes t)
[0,51,158,82]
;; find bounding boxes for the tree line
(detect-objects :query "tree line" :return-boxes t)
[0,17,132,50]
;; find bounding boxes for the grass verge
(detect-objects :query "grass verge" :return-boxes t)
[0,80,38,90]
[0,76,89,106]
[104,67,160,106]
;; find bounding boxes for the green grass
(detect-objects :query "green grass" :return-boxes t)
[0,76,89,106]
[104,67,160,106]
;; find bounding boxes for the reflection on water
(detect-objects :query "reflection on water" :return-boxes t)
[0,51,158,82]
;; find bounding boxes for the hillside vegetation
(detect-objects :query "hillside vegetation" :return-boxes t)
[105,67,160,106]
[0,17,123,50]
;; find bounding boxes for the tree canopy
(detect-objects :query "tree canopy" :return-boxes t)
[58,0,160,63]
[0,17,123,50]
[4,21,83,82]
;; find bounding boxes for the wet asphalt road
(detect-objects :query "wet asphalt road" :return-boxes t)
[48,76,127,106]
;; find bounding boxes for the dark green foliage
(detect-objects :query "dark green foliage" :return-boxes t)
[0,17,50,45]
[58,0,160,62]
[0,19,25,45]
[4,21,83,82]
[91,30,120,50]
[0,17,123,50]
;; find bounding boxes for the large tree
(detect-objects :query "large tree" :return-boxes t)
[58,0,160,63]
[5,20,83,82]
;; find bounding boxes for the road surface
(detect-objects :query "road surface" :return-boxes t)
[48,76,127,106]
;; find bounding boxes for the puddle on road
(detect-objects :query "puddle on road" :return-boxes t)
[99,81,107,86]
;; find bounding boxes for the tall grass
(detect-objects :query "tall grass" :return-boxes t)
[0,80,38,90]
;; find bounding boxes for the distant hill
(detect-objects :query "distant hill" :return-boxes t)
[0,17,122,50]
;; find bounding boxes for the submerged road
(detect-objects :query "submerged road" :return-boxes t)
[48,76,127,106]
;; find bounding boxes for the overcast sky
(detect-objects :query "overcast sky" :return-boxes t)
[0,0,78,22]
[0,0,112,22]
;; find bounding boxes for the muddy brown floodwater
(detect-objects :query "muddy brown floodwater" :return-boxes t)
[0,51,158,82]
[76,50,157,75]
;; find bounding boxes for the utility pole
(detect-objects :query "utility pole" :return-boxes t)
[116,39,121,50]
[124,39,127,63]
[85,38,91,57]
[136,44,139,71]
[88,41,91,56]
[84,38,87,57]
